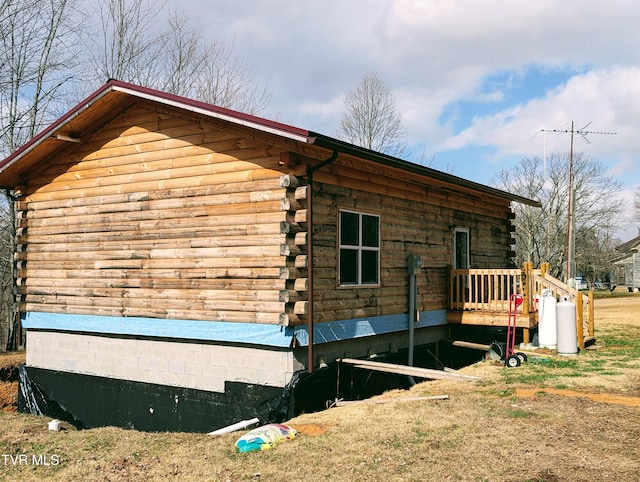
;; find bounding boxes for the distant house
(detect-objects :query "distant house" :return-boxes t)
[612,235,640,291]
[0,80,539,432]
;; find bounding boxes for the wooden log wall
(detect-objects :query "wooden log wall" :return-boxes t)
[303,156,515,324]
[14,103,309,326]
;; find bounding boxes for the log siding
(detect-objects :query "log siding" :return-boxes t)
[306,158,514,324]
[16,103,304,325]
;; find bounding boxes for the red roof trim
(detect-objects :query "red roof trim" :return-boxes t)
[110,80,310,139]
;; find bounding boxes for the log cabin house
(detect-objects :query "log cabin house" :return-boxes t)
[0,80,542,432]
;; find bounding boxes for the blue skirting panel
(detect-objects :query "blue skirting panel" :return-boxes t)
[22,309,447,348]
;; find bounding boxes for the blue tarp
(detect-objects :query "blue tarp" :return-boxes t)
[22,309,447,348]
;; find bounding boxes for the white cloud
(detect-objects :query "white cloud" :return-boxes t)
[299,95,344,120]
[433,67,640,166]
[608,158,637,178]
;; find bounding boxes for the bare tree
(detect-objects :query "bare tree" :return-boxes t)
[337,72,408,158]
[0,0,80,350]
[575,226,618,288]
[0,192,17,350]
[158,12,270,114]
[79,0,165,91]
[0,0,79,154]
[494,153,625,279]
[155,10,203,96]
[81,2,270,114]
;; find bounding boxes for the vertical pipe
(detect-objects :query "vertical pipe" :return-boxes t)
[407,254,421,386]
[306,151,338,373]
[408,265,416,367]
[307,170,314,373]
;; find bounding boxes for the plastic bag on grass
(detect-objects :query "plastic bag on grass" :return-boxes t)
[235,423,298,453]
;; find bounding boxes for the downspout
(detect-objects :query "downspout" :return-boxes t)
[407,254,423,386]
[306,150,339,373]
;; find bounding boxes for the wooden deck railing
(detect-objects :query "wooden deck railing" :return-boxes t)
[449,262,595,349]
[449,268,523,312]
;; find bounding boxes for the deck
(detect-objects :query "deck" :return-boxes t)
[447,263,595,349]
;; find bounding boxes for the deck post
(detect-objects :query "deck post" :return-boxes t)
[576,293,584,350]
[522,262,534,344]
[588,291,594,337]
[540,262,550,279]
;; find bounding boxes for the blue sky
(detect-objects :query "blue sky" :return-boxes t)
[167,0,640,239]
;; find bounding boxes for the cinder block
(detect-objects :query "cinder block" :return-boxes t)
[256,369,283,387]
[184,362,203,376]
[168,359,186,375]
[75,337,91,353]
[239,368,258,384]
[209,348,230,367]
[228,353,248,369]
[219,366,239,381]
[188,349,210,367]
[138,356,169,372]
[118,355,139,370]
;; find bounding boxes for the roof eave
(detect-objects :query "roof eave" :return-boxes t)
[111,83,311,143]
[308,133,542,207]
[0,83,116,181]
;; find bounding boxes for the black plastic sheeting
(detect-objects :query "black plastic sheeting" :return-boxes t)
[18,365,281,433]
[18,341,485,432]
[18,364,85,428]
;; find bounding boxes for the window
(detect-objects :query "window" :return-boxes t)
[454,227,469,269]
[339,210,380,286]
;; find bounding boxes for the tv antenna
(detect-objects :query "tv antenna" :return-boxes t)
[538,121,616,282]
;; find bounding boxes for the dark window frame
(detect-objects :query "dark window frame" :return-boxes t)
[338,209,381,287]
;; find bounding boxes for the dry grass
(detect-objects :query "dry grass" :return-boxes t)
[1,294,639,481]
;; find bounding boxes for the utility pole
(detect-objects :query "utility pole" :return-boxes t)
[540,122,616,283]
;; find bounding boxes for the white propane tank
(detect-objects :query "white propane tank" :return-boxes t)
[556,296,578,355]
[537,289,557,349]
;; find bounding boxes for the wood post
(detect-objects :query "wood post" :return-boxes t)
[588,290,594,337]
[540,262,550,279]
[521,262,534,345]
[576,293,584,350]
[521,261,533,314]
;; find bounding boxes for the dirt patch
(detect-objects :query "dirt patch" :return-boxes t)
[291,423,327,436]
[516,387,640,408]
[0,381,18,412]
[0,351,25,371]
[0,351,24,411]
